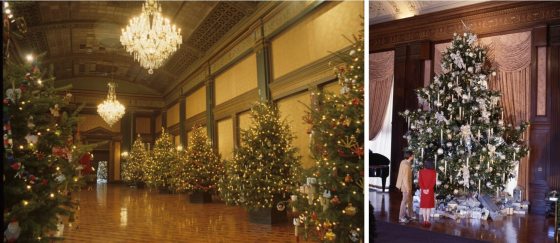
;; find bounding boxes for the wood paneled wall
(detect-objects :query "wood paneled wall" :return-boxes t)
[389,41,430,189]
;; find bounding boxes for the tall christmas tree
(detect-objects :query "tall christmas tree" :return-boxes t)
[145,129,178,192]
[292,33,364,242]
[174,126,223,194]
[219,102,301,211]
[3,56,93,241]
[401,30,529,197]
[122,135,148,186]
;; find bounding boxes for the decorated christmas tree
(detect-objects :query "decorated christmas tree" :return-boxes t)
[145,129,178,192]
[3,56,93,241]
[219,102,301,213]
[122,135,148,187]
[291,33,364,242]
[174,126,223,195]
[401,30,529,197]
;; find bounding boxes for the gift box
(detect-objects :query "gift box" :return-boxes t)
[514,209,527,215]
[482,209,490,220]
[471,211,482,219]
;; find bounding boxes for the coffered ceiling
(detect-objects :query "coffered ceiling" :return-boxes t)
[11,1,258,96]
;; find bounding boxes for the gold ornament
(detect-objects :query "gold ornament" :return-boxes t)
[344,203,357,216]
[324,229,336,241]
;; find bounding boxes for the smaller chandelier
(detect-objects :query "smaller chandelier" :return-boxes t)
[120,0,182,74]
[97,82,125,127]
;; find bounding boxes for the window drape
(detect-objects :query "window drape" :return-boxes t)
[370,51,394,140]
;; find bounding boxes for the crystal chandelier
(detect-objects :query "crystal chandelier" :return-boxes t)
[97,82,125,127]
[120,0,182,74]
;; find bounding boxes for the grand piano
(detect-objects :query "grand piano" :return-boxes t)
[369,151,390,192]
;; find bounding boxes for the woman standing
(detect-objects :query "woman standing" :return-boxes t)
[418,159,436,227]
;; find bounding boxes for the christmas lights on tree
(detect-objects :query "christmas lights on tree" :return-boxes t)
[122,135,148,187]
[144,129,179,193]
[291,33,364,242]
[3,54,93,241]
[174,126,223,202]
[219,101,301,216]
[401,30,529,197]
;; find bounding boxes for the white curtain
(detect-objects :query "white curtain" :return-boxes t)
[369,81,394,189]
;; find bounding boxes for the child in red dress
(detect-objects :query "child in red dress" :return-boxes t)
[418,158,436,227]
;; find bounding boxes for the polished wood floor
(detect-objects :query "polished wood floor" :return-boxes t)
[63,184,305,242]
[370,188,555,243]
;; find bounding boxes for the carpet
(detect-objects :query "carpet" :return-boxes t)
[373,220,490,243]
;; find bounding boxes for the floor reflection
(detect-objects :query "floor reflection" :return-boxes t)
[64,184,302,242]
[370,189,555,243]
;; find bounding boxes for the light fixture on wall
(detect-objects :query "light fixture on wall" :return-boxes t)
[98,81,125,127]
[120,0,182,74]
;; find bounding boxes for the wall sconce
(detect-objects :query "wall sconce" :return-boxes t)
[176,145,183,151]
[121,151,129,158]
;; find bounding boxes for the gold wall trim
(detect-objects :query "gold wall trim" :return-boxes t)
[270,48,348,101]
[185,112,207,130]
[213,89,259,121]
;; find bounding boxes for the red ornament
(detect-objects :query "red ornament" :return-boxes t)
[344,174,352,183]
[3,98,9,104]
[352,98,360,106]
[337,149,346,157]
[352,146,364,157]
[42,179,48,185]
[19,84,27,93]
[331,195,341,205]
[52,147,69,158]
[30,175,36,181]
[10,162,21,171]
[311,211,318,220]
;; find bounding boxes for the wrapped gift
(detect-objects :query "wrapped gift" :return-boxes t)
[459,210,469,218]
[514,209,527,215]
[442,212,457,220]
[448,200,458,209]
[471,211,482,219]
[481,209,490,220]
[457,205,469,211]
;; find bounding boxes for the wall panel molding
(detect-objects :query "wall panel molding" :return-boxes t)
[270,48,347,101]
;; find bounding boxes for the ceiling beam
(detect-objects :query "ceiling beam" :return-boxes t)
[54,76,162,96]
[27,20,127,34]
[42,53,178,80]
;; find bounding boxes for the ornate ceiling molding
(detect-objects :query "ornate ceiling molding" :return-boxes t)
[371,1,560,52]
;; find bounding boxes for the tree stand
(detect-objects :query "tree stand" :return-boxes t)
[248,207,287,225]
[189,191,212,203]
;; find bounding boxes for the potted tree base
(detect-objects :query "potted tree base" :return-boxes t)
[248,207,287,225]
[189,191,212,203]
[130,182,146,189]
[158,186,173,194]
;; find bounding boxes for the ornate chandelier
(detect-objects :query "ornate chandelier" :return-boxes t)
[120,0,182,74]
[97,82,125,127]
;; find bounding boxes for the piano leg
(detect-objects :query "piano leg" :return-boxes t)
[381,176,387,192]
